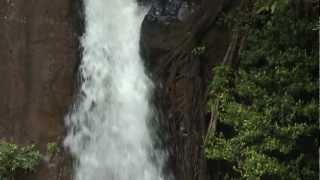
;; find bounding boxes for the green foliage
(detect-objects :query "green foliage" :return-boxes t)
[0,142,42,180]
[191,46,206,56]
[255,0,289,14]
[47,142,59,157]
[205,1,318,179]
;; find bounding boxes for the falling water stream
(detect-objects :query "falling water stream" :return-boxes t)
[64,0,165,179]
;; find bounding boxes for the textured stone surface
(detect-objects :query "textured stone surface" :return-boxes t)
[0,0,78,179]
[141,0,234,179]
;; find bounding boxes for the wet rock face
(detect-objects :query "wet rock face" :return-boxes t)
[0,0,79,179]
[142,0,233,179]
[145,0,197,22]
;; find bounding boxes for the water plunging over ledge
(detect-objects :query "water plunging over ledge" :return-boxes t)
[64,0,165,179]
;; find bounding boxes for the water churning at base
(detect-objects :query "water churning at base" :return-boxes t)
[64,0,165,179]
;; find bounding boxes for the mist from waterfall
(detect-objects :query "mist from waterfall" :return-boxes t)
[64,0,166,179]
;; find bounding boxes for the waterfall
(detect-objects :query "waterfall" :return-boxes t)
[64,0,165,179]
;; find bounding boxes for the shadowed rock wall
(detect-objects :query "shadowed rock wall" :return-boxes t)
[141,0,236,179]
[0,0,79,179]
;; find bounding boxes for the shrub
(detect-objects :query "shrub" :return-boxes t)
[0,142,42,180]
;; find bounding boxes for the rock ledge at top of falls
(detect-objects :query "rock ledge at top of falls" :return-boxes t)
[145,0,197,23]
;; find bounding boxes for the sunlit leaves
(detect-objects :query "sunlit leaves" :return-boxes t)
[0,142,42,180]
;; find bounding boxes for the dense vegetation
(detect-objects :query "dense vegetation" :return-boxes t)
[205,0,319,179]
[0,142,41,180]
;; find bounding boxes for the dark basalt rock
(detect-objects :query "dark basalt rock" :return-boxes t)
[141,0,237,179]
[144,0,197,23]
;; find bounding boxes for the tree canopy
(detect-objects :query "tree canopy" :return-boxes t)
[205,1,319,179]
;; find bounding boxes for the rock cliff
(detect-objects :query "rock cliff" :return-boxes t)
[141,0,237,179]
[0,0,79,179]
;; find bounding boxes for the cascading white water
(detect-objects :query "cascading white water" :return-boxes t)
[64,0,165,179]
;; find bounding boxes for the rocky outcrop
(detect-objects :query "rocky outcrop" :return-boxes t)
[141,0,236,179]
[0,0,79,179]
